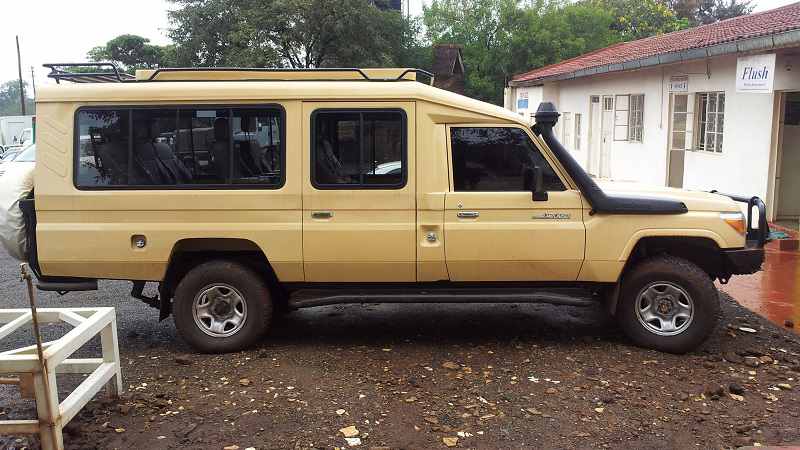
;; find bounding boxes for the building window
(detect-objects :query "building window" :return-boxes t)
[450,127,565,192]
[614,94,644,142]
[671,94,692,150]
[312,109,406,188]
[628,94,644,142]
[574,113,582,150]
[696,92,724,153]
[75,106,284,188]
[562,112,572,148]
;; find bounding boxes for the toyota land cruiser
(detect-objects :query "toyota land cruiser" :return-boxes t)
[20,64,767,354]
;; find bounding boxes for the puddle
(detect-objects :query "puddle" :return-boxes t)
[720,244,799,334]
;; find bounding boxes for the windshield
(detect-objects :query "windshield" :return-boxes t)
[15,144,35,162]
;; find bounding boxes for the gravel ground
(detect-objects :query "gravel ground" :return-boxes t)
[0,252,799,450]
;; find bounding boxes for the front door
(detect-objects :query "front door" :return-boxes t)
[301,102,416,282]
[777,92,800,219]
[444,125,585,281]
[600,96,614,178]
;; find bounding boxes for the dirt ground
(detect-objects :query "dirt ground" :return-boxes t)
[2,292,800,450]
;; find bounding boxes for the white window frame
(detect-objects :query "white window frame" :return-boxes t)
[670,93,694,151]
[574,113,582,150]
[628,94,644,142]
[696,92,725,153]
[562,112,572,147]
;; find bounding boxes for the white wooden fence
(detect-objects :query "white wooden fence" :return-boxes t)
[0,307,122,450]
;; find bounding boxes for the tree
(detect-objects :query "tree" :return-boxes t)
[88,34,173,73]
[166,0,421,68]
[0,80,35,116]
[592,0,690,40]
[695,0,753,24]
[423,0,620,104]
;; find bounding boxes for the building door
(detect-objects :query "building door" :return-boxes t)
[588,96,601,176]
[776,92,800,220]
[301,101,417,282]
[443,125,585,282]
[600,96,614,178]
[667,93,692,188]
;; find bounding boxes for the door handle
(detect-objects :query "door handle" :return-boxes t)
[457,211,480,219]
[311,211,333,219]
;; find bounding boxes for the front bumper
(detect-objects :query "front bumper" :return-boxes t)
[722,245,765,275]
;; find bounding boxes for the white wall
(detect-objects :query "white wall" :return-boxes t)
[508,52,800,201]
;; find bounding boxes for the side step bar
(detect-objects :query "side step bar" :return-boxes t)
[288,288,597,310]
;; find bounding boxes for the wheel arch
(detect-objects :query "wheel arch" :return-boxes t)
[159,238,285,318]
[606,233,726,316]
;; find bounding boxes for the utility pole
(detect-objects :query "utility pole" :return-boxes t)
[30,66,37,98]
[16,35,26,115]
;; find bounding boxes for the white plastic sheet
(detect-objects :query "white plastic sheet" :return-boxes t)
[0,162,34,260]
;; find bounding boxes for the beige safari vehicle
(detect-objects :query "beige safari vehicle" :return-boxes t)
[23,64,767,354]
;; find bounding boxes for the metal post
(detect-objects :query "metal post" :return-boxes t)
[30,66,37,99]
[16,36,26,116]
[20,263,62,450]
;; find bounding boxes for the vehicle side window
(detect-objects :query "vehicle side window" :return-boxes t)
[75,106,283,188]
[312,110,405,188]
[450,127,565,192]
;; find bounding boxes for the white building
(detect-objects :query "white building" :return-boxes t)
[505,3,800,223]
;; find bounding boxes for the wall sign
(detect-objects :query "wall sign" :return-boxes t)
[517,91,529,110]
[669,76,688,92]
[736,53,776,93]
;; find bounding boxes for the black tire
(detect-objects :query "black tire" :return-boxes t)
[617,255,719,354]
[173,260,272,353]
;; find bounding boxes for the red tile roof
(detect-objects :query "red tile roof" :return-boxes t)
[511,2,800,84]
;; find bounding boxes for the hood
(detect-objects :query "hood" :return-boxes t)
[595,180,740,212]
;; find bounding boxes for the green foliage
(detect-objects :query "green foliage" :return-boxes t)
[695,0,753,24]
[592,0,689,40]
[424,0,621,104]
[166,0,424,68]
[88,34,172,72]
[0,80,35,116]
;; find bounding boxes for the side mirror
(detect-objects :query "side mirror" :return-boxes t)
[524,166,548,202]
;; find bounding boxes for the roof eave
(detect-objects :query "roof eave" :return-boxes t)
[508,28,800,87]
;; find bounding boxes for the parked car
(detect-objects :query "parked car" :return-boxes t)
[0,144,34,179]
[23,65,767,354]
[0,116,34,152]
[0,148,23,164]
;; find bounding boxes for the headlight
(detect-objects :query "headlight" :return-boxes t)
[720,212,746,235]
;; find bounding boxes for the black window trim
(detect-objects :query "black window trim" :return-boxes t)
[448,124,568,193]
[310,108,408,190]
[73,103,287,191]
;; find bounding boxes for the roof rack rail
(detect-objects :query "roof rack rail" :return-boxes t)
[43,63,435,85]
[44,63,135,84]
[137,67,434,84]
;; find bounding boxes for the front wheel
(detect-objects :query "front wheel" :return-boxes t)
[617,255,719,354]
[173,260,272,353]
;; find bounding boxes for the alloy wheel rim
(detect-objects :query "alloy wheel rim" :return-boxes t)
[635,281,694,336]
[192,284,248,338]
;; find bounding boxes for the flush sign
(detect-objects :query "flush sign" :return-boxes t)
[736,53,776,93]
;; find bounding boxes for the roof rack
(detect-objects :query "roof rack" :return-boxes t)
[43,63,435,85]
[44,63,135,84]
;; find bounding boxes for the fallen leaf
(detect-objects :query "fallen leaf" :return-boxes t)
[443,436,459,447]
[442,361,460,370]
[340,425,359,438]
[239,378,251,387]
[345,437,362,446]
[336,409,346,415]
[730,393,744,401]
[594,407,605,413]
[114,428,125,433]
[738,327,757,333]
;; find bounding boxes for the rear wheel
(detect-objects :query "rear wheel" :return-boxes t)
[173,260,272,353]
[617,255,719,354]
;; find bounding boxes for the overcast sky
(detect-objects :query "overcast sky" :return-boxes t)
[0,0,796,91]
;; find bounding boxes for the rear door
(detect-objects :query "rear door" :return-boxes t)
[301,102,416,282]
[444,125,585,281]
